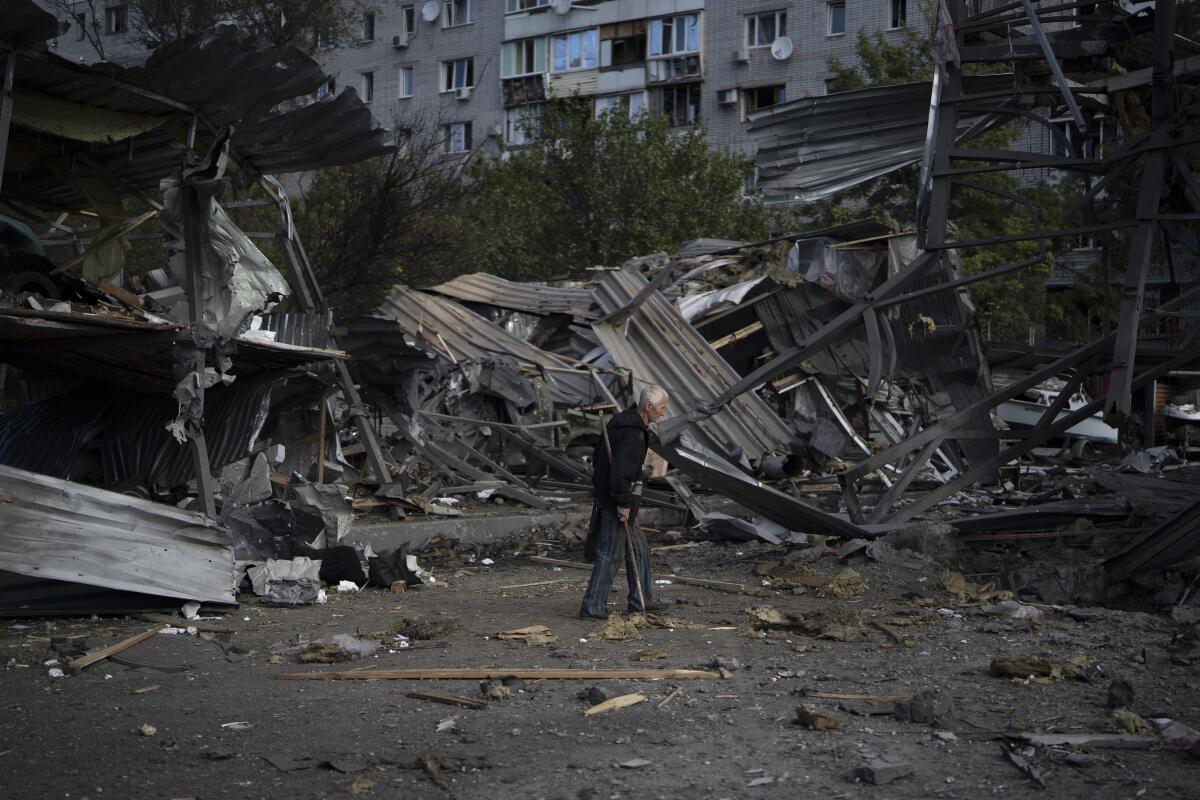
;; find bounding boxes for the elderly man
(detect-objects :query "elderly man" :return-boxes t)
[580,385,671,619]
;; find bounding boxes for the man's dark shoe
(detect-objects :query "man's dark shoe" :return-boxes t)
[629,599,671,613]
[579,608,610,620]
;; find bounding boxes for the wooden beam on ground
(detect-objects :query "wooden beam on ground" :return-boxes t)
[528,555,745,593]
[279,668,719,681]
[405,691,487,710]
[67,624,165,673]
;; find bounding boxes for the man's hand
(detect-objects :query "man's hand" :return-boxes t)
[617,506,631,523]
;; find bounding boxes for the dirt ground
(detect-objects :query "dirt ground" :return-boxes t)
[2,524,1199,800]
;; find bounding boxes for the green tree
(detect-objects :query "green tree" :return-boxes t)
[297,114,473,315]
[459,99,773,280]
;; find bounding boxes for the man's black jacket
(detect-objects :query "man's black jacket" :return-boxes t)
[592,407,647,510]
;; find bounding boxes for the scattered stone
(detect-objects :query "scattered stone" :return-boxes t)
[816,569,867,599]
[990,654,1098,683]
[892,689,951,724]
[618,759,651,769]
[634,649,668,663]
[389,616,461,640]
[138,723,157,737]
[943,572,1013,604]
[481,681,512,701]
[298,634,379,663]
[707,656,739,672]
[855,757,913,785]
[794,705,838,731]
[1111,708,1152,735]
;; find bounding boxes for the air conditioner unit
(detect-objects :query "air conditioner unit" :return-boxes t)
[456,86,473,100]
[491,123,504,137]
[733,47,750,64]
[718,89,738,105]
[392,34,408,48]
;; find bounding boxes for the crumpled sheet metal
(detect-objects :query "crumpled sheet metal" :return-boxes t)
[427,273,598,319]
[379,286,597,407]
[1105,499,1200,581]
[0,463,234,605]
[591,269,794,463]
[652,434,867,540]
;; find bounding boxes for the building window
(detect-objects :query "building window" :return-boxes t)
[444,0,475,27]
[445,122,472,153]
[361,71,375,102]
[316,29,338,49]
[649,14,700,58]
[660,83,700,127]
[362,12,376,40]
[399,67,414,98]
[506,0,550,12]
[503,38,547,78]
[889,0,907,29]
[828,2,846,36]
[402,5,416,37]
[745,84,786,113]
[104,4,127,35]
[595,92,646,120]
[746,10,786,48]
[442,58,475,91]
[552,29,599,73]
[505,104,542,146]
[73,12,86,41]
[313,77,336,101]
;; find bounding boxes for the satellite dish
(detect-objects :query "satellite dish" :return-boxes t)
[770,36,794,61]
[551,0,572,14]
[421,0,440,22]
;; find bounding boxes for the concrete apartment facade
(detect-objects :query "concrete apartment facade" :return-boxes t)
[38,0,925,159]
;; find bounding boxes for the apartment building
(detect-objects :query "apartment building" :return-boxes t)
[39,1,922,158]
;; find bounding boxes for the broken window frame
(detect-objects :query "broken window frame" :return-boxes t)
[502,37,547,78]
[649,14,700,58]
[444,121,472,153]
[551,28,599,73]
[595,91,647,120]
[443,0,476,28]
[601,21,647,69]
[104,4,127,36]
[441,58,475,92]
[827,1,846,36]
[744,84,786,115]
[659,82,701,128]
[746,10,786,49]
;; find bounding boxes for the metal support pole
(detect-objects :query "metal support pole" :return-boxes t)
[0,49,16,196]
[180,183,217,518]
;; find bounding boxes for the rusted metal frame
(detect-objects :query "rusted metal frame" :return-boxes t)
[332,358,394,486]
[1105,0,1177,424]
[865,438,941,524]
[1063,153,1137,222]
[1022,0,1085,130]
[179,183,217,519]
[279,237,316,312]
[0,48,14,195]
[877,252,1044,309]
[922,220,1137,250]
[889,342,1200,524]
[949,148,1101,167]
[962,0,1098,25]
[442,431,535,491]
[960,104,1086,159]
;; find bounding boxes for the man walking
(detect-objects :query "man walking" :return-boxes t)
[580,385,671,619]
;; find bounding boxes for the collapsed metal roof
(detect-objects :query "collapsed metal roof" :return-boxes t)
[428,273,598,319]
[379,285,601,407]
[590,269,795,462]
[1,21,392,210]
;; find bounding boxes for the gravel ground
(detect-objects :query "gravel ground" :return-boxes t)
[1,528,1198,800]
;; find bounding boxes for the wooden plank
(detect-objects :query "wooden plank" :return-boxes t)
[497,579,569,591]
[657,686,683,710]
[800,691,911,702]
[405,691,487,710]
[583,692,646,716]
[528,555,745,593]
[133,613,229,634]
[67,624,165,673]
[279,668,719,681]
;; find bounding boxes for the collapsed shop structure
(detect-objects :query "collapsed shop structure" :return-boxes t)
[0,0,1198,615]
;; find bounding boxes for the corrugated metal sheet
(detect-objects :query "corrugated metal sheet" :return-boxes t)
[590,269,794,462]
[379,286,599,407]
[1105,499,1200,580]
[3,25,392,209]
[747,77,1010,204]
[549,69,600,97]
[427,273,597,318]
[258,311,335,349]
[0,462,234,607]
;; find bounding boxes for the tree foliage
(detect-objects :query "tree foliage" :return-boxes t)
[297,114,473,315]
[457,99,773,280]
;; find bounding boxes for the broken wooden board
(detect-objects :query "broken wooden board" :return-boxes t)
[528,556,745,593]
[279,668,719,681]
[67,624,165,673]
[583,693,646,716]
[406,691,486,710]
